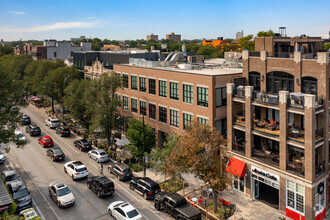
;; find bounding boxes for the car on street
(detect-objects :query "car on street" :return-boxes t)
[0,150,5,164]
[56,126,71,137]
[74,139,91,151]
[87,176,115,197]
[15,131,26,144]
[47,148,65,161]
[64,161,89,180]
[21,115,31,125]
[38,136,54,147]
[88,149,109,163]
[1,170,20,186]
[20,208,40,220]
[45,118,60,128]
[129,177,161,200]
[108,201,143,220]
[25,124,41,136]
[48,180,75,208]
[8,180,32,211]
[154,192,202,220]
[108,163,133,181]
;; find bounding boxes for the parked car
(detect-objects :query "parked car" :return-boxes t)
[15,131,26,144]
[64,161,88,180]
[38,136,54,147]
[154,192,202,220]
[74,139,91,151]
[47,148,65,161]
[48,180,75,208]
[21,115,31,125]
[26,124,41,136]
[20,208,40,220]
[45,118,60,128]
[129,177,161,200]
[8,180,32,211]
[0,150,5,164]
[87,176,115,197]
[108,163,133,181]
[1,170,20,186]
[56,126,71,137]
[88,149,109,163]
[108,201,143,220]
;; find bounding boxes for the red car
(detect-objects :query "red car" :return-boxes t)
[38,136,54,147]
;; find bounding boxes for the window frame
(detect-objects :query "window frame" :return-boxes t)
[183,84,193,104]
[286,179,305,215]
[159,106,167,124]
[183,113,192,129]
[197,87,208,107]
[170,82,179,100]
[123,96,129,111]
[170,109,179,128]
[140,100,147,116]
[131,75,137,90]
[216,87,227,107]
[149,78,156,95]
[149,103,156,120]
[123,74,129,88]
[131,98,138,113]
[139,77,146,92]
[159,80,167,97]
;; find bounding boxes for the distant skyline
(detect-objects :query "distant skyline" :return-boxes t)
[0,0,329,41]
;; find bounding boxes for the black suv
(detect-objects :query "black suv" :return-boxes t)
[108,163,133,181]
[129,177,161,200]
[87,176,115,197]
[47,148,65,161]
[56,126,71,137]
[74,139,91,151]
[21,115,31,125]
[26,124,41,136]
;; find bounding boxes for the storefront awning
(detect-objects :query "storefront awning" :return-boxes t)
[226,157,246,178]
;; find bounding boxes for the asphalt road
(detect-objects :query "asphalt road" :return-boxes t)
[1,105,171,220]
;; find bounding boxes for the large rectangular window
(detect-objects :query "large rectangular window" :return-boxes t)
[183,84,193,104]
[183,113,192,129]
[131,98,137,113]
[216,87,227,107]
[159,80,167,97]
[159,106,167,123]
[170,82,179,100]
[286,180,304,214]
[170,109,179,127]
[197,87,208,107]
[131,75,137,90]
[149,103,156,120]
[123,74,128,88]
[198,117,208,125]
[140,101,147,116]
[149,78,156,95]
[116,94,121,107]
[123,96,129,110]
[139,77,146,92]
[216,119,227,137]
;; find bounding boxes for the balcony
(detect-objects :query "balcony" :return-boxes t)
[233,86,245,99]
[287,127,323,144]
[252,148,279,167]
[253,91,279,105]
[233,114,245,128]
[316,160,325,176]
[287,146,304,176]
[232,130,245,155]
[253,119,280,137]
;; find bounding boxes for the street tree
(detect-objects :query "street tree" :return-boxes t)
[126,119,156,162]
[238,34,255,51]
[165,120,228,213]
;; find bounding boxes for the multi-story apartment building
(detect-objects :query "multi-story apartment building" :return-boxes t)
[146,33,158,41]
[226,36,330,220]
[166,32,181,42]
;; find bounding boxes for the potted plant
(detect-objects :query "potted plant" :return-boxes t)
[318,96,323,105]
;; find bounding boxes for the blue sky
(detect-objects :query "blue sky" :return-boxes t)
[0,0,329,41]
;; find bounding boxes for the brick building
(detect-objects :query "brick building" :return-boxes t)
[146,33,158,41]
[166,32,181,42]
[226,36,330,220]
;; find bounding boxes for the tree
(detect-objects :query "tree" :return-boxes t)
[165,120,228,213]
[257,30,275,37]
[238,34,255,51]
[126,119,156,161]
[185,43,201,52]
[0,45,13,56]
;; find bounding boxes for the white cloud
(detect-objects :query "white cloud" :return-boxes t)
[0,21,98,33]
[9,11,26,15]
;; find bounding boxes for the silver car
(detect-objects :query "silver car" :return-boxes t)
[88,149,109,163]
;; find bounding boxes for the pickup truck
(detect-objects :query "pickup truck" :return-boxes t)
[154,192,201,220]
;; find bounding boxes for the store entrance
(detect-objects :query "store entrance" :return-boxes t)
[256,181,279,210]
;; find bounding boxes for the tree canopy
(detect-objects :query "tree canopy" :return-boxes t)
[238,34,255,51]
[257,30,275,37]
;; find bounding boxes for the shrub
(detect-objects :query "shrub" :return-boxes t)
[128,163,143,172]
[8,200,17,215]
[159,178,187,192]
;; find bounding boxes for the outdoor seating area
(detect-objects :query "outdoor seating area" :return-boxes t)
[253,118,280,136]
[233,114,245,127]
[253,149,280,166]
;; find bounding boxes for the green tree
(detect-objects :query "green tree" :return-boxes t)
[126,119,156,161]
[0,45,13,56]
[238,34,255,51]
[257,30,275,37]
[185,43,201,52]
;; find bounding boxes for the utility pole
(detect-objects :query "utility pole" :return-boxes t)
[142,115,146,177]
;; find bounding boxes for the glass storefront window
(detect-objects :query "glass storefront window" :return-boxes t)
[232,176,245,193]
[286,179,304,214]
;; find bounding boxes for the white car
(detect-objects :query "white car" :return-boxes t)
[0,150,5,163]
[64,161,88,180]
[20,208,40,220]
[45,118,60,128]
[48,180,75,208]
[108,201,143,220]
[88,149,109,163]
[15,131,26,144]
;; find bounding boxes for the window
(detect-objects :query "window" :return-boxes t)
[149,79,156,95]
[71,51,74,57]
[131,76,137,90]
[54,52,57,57]
[149,104,156,119]
[314,181,325,214]
[159,80,167,97]
[140,101,146,116]
[302,77,317,97]
[131,98,137,113]
[216,119,227,137]
[249,72,261,91]
[123,96,129,110]
[123,74,128,88]
[266,71,294,94]
[183,113,192,129]
[116,94,121,107]
[170,82,179,100]
[232,176,245,193]
[159,106,167,123]
[216,87,227,107]
[286,180,304,214]
[140,77,146,92]
[198,117,208,125]
[183,84,193,104]
[170,109,179,127]
[197,87,208,107]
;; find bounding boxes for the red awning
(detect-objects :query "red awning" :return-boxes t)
[226,157,246,178]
